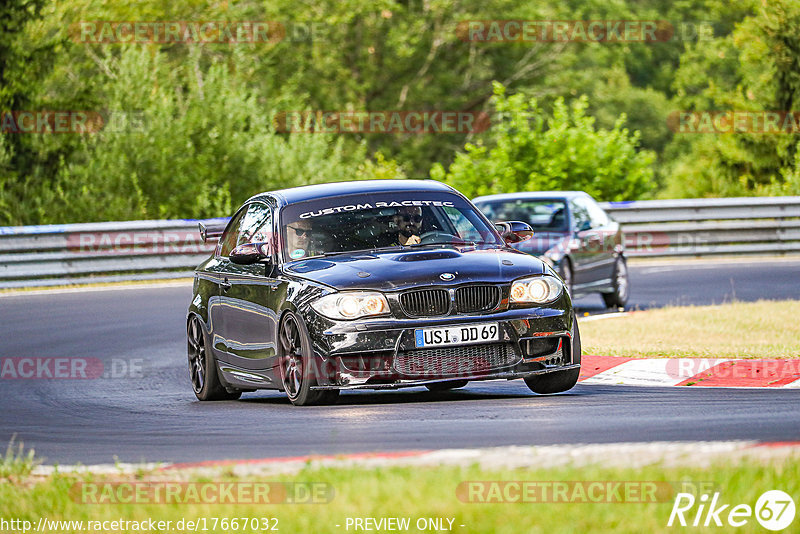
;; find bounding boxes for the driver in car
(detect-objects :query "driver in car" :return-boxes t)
[285,218,315,259]
[384,206,422,246]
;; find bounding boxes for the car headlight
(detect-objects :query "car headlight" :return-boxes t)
[310,292,390,320]
[510,276,563,304]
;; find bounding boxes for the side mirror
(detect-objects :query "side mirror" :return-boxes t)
[576,220,592,233]
[495,221,534,244]
[198,221,226,242]
[230,242,272,265]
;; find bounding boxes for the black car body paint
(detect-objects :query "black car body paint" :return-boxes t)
[188,180,580,403]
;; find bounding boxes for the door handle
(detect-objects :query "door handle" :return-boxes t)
[220,278,232,292]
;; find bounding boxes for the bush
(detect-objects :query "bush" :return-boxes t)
[431,82,655,201]
[3,48,405,224]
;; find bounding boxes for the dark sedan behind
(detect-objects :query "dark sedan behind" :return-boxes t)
[473,191,629,308]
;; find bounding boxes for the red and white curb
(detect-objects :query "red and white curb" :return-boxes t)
[32,441,800,476]
[580,355,800,388]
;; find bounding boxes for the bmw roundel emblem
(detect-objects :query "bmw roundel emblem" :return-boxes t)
[440,273,456,281]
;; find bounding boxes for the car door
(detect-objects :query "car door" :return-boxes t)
[570,195,616,288]
[582,196,619,286]
[568,197,596,287]
[215,201,283,382]
[203,207,249,362]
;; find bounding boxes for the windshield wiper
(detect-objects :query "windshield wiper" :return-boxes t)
[309,241,495,259]
[408,240,492,247]
[312,245,405,258]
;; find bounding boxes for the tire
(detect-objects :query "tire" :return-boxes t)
[425,380,468,392]
[602,256,629,309]
[278,312,340,406]
[524,319,581,394]
[187,315,242,401]
[558,258,573,297]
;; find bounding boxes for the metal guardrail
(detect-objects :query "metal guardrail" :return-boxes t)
[600,196,800,257]
[0,196,798,288]
[0,218,227,288]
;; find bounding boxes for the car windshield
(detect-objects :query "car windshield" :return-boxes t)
[279,192,502,261]
[476,199,569,232]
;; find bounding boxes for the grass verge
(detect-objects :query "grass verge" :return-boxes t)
[0,437,39,480]
[1,456,798,533]
[582,300,800,358]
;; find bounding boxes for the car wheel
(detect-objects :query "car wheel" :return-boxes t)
[425,380,468,392]
[558,258,573,297]
[524,319,581,394]
[602,256,629,309]
[187,315,242,401]
[279,312,339,406]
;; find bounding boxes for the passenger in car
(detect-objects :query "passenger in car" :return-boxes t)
[547,207,566,229]
[383,206,423,246]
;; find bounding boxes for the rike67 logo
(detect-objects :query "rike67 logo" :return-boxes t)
[669,490,795,530]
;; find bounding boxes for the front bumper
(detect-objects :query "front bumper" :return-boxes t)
[310,365,581,390]
[305,304,578,389]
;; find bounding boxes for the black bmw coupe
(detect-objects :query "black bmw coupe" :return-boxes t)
[187,180,581,405]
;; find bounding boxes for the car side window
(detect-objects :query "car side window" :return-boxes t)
[217,209,247,257]
[571,197,608,230]
[582,197,609,228]
[217,203,272,257]
[570,199,591,231]
[443,206,482,241]
[237,203,272,246]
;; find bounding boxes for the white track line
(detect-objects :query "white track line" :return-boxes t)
[31,441,800,475]
[579,311,633,322]
[582,358,733,387]
[0,280,192,297]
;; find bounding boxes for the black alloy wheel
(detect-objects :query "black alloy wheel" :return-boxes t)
[188,315,241,401]
[279,312,339,406]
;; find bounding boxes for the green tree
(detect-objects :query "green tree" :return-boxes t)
[5,47,405,224]
[664,0,800,197]
[0,0,61,222]
[1,0,789,224]
[431,83,655,201]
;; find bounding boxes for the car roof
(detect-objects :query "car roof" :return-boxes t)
[247,179,457,206]
[472,191,590,203]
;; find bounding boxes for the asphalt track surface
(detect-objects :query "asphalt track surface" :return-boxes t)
[1,259,799,465]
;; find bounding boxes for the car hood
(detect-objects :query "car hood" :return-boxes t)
[282,246,545,291]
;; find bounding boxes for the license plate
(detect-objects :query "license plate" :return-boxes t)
[414,323,500,348]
